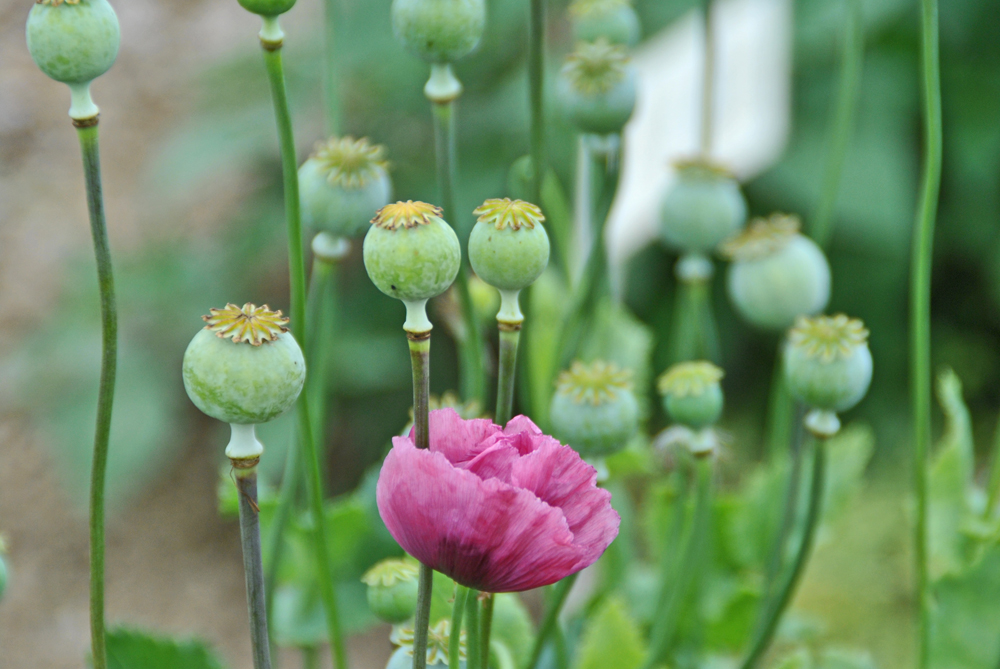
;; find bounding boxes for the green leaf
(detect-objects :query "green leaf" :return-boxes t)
[573,596,646,669]
[932,540,1000,669]
[822,423,875,523]
[104,628,225,669]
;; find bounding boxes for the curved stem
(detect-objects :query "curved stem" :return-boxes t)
[480,594,495,669]
[523,574,577,669]
[496,327,521,425]
[739,440,827,669]
[910,1,942,667]
[528,0,546,203]
[450,586,470,669]
[810,0,864,247]
[642,457,714,669]
[235,462,273,669]
[262,37,347,669]
[431,98,487,407]
[699,0,715,156]
[77,121,118,669]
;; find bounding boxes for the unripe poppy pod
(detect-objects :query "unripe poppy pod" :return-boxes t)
[361,559,420,624]
[237,0,296,17]
[549,361,639,457]
[722,214,831,331]
[386,620,466,669]
[468,198,550,292]
[658,361,724,430]
[569,0,641,47]
[299,136,392,239]
[784,314,873,414]
[659,160,747,255]
[559,39,637,135]
[26,0,120,85]
[391,0,486,64]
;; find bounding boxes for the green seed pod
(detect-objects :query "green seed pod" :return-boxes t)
[721,214,830,331]
[182,304,306,427]
[569,0,641,47]
[469,198,550,293]
[784,314,873,414]
[658,361,724,429]
[364,201,462,304]
[361,559,420,624]
[559,40,637,136]
[237,0,296,17]
[388,619,466,669]
[659,160,747,255]
[549,361,639,457]
[299,137,392,239]
[26,0,120,86]
[391,0,486,64]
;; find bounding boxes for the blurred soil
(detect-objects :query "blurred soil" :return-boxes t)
[0,0,390,666]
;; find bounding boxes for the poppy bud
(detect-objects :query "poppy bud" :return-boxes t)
[469,198,550,293]
[361,558,420,624]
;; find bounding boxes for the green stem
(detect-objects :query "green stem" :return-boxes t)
[323,0,340,135]
[264,427,301,658]
[432,98,487,407]
[413,564,435,669]
[466,590,482,669]
[304,646,320,669]
[528,0,546,203]
[739,440,827,669]
[642,457,714,669]
[810,0,864,247]
[763,343,794,462]
[480,594,495,669]
[307,258,339,470]
[234,463,273,669]
[261,29,347,669]
[76,120,118,669]
[450,586,470,669]
[910,0,941,667]
[985,412,1000,518]
[669,271,717,364]
[523,574,577,669]
[496,327,521,425]
[699,0,715,156]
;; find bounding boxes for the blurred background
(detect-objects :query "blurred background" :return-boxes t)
[1,0,999,666]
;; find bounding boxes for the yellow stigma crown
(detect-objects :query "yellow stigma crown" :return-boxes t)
[391,619,466,665]
[311,136,388,189]
[720,213,800,262]
[562,39,629,95]
[361,558,420,588]
[557,360,633,406]
[789,314,869,363]
[372,201,444,230]
[36,0,81,5]
[658,361,724,397]
[473,198,545,230]
[203,303,289,346]
[569,0,632,17]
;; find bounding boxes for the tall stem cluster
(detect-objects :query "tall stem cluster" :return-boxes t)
[77,118,118,669]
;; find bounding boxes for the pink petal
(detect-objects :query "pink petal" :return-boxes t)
[511,443,620,567]
[421,408,501,465]
[463,442,519,483]
[503,415,561,456]
[377,438,592,592]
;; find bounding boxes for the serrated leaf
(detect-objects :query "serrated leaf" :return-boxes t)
[103,628,225,669]
[574,596,646,669]
[932,540,1000,669]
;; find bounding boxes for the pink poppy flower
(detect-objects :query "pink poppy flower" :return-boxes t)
[376,408,620,593]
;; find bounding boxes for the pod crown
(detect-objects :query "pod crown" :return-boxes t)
[473,198,545,230]
[720,213,800,261]
[311,136,388,189]
[789,314,869,363]
[562,39,629,95]
[372,201,444,230]
[557,360,633,406]
[203,303,289,346]
[657,361,724,398]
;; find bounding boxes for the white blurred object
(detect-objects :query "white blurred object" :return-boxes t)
[605,0,793,270]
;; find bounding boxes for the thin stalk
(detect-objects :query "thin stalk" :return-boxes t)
[413,564,435,669]
[910,0,942,667]
[649,469,694,625]
[77,120,118,669]
[496,327,521,425]
[480,594,495,669]
[235,462,273,669]
[307,258,339,469]
[432,99,487,406]
[528,0,546,203]
[669,276,717,364]
[466,590,482,669]
[323,0,340,135]
[763,345,794,462]
[264,423,302,656]
[524,574,578,669]
[985,413,1000,518]
[304,646,320,669]
[699,0,715,156]
[810,0,864,247]
[642,457,714,669]
[409,332,434,669]
[450,586,470,669]
[739,440,827,669]
[261,29,347,669]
